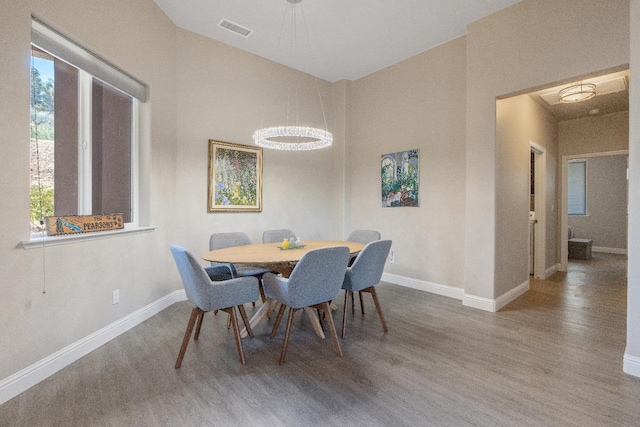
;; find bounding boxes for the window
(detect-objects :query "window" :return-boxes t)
[29,18,147,237]
[567,160,587,215]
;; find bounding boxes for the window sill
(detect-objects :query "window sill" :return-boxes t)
[21,225,157,249]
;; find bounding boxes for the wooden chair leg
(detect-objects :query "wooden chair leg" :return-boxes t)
[320,302,343,357]
[194,311,205,340]
[175,307,204,369]
[259,284,272,319]
[351,290,355,314]
[270,304,287,339]
[259,284,267,303]
[365,286,388,333]
[316,308,326,332]
[224,307,246,365]
[342,290,351,339]
[237,304,253,338]
[359,291,365,315]
[279,307,298,364]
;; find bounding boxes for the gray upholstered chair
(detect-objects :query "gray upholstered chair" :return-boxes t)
[346,229,382,312]
[262,246,350,364]
[208,232,273,303]
[262,228,296,243]
[341,239,392,338]
[347,229,381,244]
[170,245,259,368]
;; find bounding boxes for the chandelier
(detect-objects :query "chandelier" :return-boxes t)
[558,82,596,103]
[253,0,333,151]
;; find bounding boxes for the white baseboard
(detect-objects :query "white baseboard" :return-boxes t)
[593,247,627,255]
[463,279,529,312]
[0,289,187,406]
[381,272,464,300]
[383,273,529,313]
[623,352,640,378]
[544,264,559,279]
[461,293,495,311]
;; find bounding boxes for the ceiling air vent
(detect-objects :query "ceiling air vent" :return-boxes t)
[218,19,253,38]
[540,76,627,105]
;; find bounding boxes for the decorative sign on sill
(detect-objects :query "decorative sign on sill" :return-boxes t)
[45,214,124,236]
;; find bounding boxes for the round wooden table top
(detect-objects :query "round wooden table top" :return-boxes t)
[201,240,364,265]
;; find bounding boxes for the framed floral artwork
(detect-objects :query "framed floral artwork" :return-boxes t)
[381,149,419,207]
[208,140,263,212]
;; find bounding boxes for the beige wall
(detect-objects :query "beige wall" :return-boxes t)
[496,94,559,285]
[559,111,629,157]
[0,0,178,380]
[173,29,345,253]
[347,36,467,289]
[465,0,629,300]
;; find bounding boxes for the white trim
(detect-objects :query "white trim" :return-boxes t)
[21,225,157,249]
[544,263,560,279]
[592,247,628,255]
[530,142,547,280]
[382,272,464,300]
[0,289,186,405]
[495,280,529,311]
[383,273,529,312]
[462,294,495,311]
[623,352,640,378]
[464,280,529,312]
[130,98,140,226]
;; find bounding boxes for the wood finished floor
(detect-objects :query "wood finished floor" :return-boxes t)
[1,253,639,426]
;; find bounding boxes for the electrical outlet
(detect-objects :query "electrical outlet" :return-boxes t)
[112,289,120,305]
[389,250,394,263]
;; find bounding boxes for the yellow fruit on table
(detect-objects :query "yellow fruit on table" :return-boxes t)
[282,238,289,249]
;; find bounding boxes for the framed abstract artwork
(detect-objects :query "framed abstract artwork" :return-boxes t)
[208,140,263,212]
[381,149,419,207]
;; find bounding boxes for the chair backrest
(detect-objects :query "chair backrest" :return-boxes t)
[347,229,381,244]
[346,240,392,292]
[171,245,258,312]
[286,246,350,308]
[170,245,219,311]
[210,232,252,251]
[262,229,296,243]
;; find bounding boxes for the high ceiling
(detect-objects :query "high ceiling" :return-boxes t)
[154,0,522,83]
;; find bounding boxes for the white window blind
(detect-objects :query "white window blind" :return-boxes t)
[567,160,587,215]
[31,17,148,102]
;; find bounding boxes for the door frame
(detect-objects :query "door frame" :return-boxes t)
[530,142,547,279]
[559,149,629,271]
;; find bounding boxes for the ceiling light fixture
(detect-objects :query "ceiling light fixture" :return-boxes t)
[558,82,596,103]
[252,0,332,151]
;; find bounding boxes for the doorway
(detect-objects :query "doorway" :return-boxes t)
[529,142,546,279]
[560,151,629,271]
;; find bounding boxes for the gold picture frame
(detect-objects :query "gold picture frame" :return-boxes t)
[208,140,263,212]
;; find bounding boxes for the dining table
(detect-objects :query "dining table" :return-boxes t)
[201,240,365,338]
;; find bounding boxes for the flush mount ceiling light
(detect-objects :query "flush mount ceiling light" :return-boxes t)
[558,82,596,103]
[252,0,333,151]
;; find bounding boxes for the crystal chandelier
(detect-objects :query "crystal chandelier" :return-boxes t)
[253,0,333,151]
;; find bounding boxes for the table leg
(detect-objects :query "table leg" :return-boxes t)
[304,307,326,339]
[240,297,276,338]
